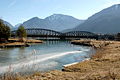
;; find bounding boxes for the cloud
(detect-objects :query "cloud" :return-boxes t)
[8,0,17,8]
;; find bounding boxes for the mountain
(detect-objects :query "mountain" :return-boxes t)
[22,14,84,31]
[14,23,22,28]
[73,4,120,34]
[0,19,13,29]
[13,23,22,30]
[3,20,13,29]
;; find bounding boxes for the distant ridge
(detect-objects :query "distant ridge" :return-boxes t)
[0,19,13,29]
[72,4,120,34]
[22,14,85,31]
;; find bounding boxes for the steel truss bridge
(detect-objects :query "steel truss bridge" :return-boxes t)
[11,28,115,40]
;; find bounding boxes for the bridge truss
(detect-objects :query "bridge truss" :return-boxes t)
[12,28,99,39]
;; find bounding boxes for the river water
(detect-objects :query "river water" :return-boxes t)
[0,40,94,74]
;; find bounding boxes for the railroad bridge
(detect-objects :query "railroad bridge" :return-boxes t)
[11,28,99,39]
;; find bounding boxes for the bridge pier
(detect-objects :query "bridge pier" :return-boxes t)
[60,37,66,40]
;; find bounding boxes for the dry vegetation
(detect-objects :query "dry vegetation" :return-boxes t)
[0,38,43,48]
[1,40,120,80]
[9,38,43,43]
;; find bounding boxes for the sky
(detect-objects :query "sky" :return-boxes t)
[0,0,120,26]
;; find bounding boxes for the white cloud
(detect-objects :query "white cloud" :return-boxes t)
[8,0,17,8]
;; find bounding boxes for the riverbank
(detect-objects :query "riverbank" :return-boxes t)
[9,38,43,43]
[71,39,111,48]
[0,38,43,48]
[0,42,29,48]
[2,40,120,80]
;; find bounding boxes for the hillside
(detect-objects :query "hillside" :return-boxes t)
[73,4,120,33]
[22,14,84,31]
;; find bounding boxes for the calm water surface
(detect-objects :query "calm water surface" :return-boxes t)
[0,40,94,74]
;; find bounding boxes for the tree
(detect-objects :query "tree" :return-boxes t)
[0,19,11,42]
[17,25,27,42]
[116,33,120,41]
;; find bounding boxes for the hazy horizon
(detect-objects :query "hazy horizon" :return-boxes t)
[0,0,120,26]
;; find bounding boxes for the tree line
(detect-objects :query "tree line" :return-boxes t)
[0,19,27,43]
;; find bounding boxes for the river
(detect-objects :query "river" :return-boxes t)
[0,40,94,74]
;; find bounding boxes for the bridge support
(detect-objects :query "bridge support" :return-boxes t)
[60,37,66,40]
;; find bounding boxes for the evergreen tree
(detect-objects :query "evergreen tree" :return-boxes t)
[0,19,11,42]
[116,33,120,41]
[17,25,27,41]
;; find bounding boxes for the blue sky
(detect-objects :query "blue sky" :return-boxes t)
[0,0,120,25]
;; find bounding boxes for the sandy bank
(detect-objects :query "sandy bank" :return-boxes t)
[0,38,43,48]
[0,42,29,48]
[9,38,43,43]
[26,39,43,43]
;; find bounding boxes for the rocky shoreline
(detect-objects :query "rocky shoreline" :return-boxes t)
[2,40,120,80]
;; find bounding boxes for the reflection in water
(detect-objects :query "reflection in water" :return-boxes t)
[0,40,94,74]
